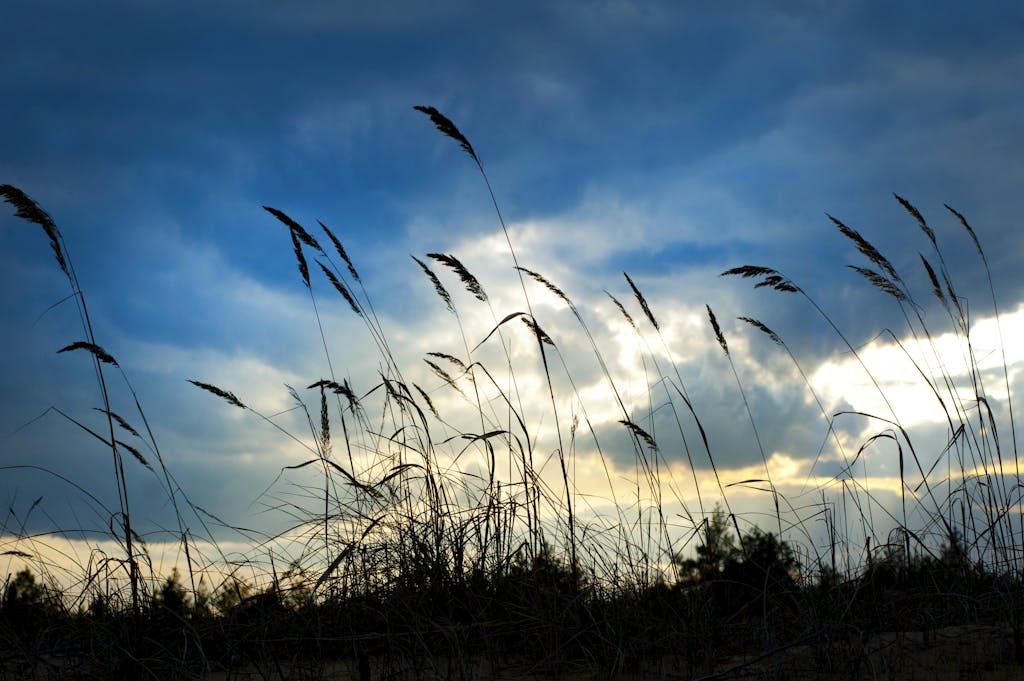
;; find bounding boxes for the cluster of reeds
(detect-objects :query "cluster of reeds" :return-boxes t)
[1,108,1022,679]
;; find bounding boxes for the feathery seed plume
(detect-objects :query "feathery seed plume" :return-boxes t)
[894,194,936,248]
[919,254,946,304]
[620,419,658,451]
[412,256,454,312]
[188,379,246,409]
[706,305,729,356]
[428,253,488,302]
[413,105,479,163]
[827,214,902,284]
[318,220,360,282]
[737,317,782,345]
[847,265,907,302]
[522,316,555,346]
[944,204,983,259]
[317,261,361,315]
[624,272,659,330]
[517,266,573,308]
[290,230,310,287]
[57,341,118,366]
[606,291,637,329]
[721,265,801,293]
[1,184,68,275]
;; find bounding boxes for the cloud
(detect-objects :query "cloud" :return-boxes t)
[4,0,1023,574]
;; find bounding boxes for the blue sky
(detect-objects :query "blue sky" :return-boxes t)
[3,1,1024,576]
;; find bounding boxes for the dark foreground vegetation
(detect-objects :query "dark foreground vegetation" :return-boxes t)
[2,516,1017,680]
[2,108,1022,679]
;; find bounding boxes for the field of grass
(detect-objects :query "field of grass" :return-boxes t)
[2,108,1022,679]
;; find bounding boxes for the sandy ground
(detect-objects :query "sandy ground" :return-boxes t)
[698,623,1022,681]
[196,624,1023,681]
[3,623,1021,680]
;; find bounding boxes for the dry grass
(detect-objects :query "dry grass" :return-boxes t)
[2,109,1022,679]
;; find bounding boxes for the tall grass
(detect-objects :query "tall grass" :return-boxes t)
[1,111,1022,679]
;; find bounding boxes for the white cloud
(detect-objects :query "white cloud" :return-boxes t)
[811,304,1024,431]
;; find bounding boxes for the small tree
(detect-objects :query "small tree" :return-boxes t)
[153,568,189,618]
[730,526,798,592]
[1,569,59,639]
[3,569,45,610]
[675,505,739,583]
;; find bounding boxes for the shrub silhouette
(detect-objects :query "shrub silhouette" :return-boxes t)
[675,505,739,584]
[729,526,798,592]
[152,567,189,618]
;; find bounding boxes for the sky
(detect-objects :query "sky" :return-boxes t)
[2,1,1024,581]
